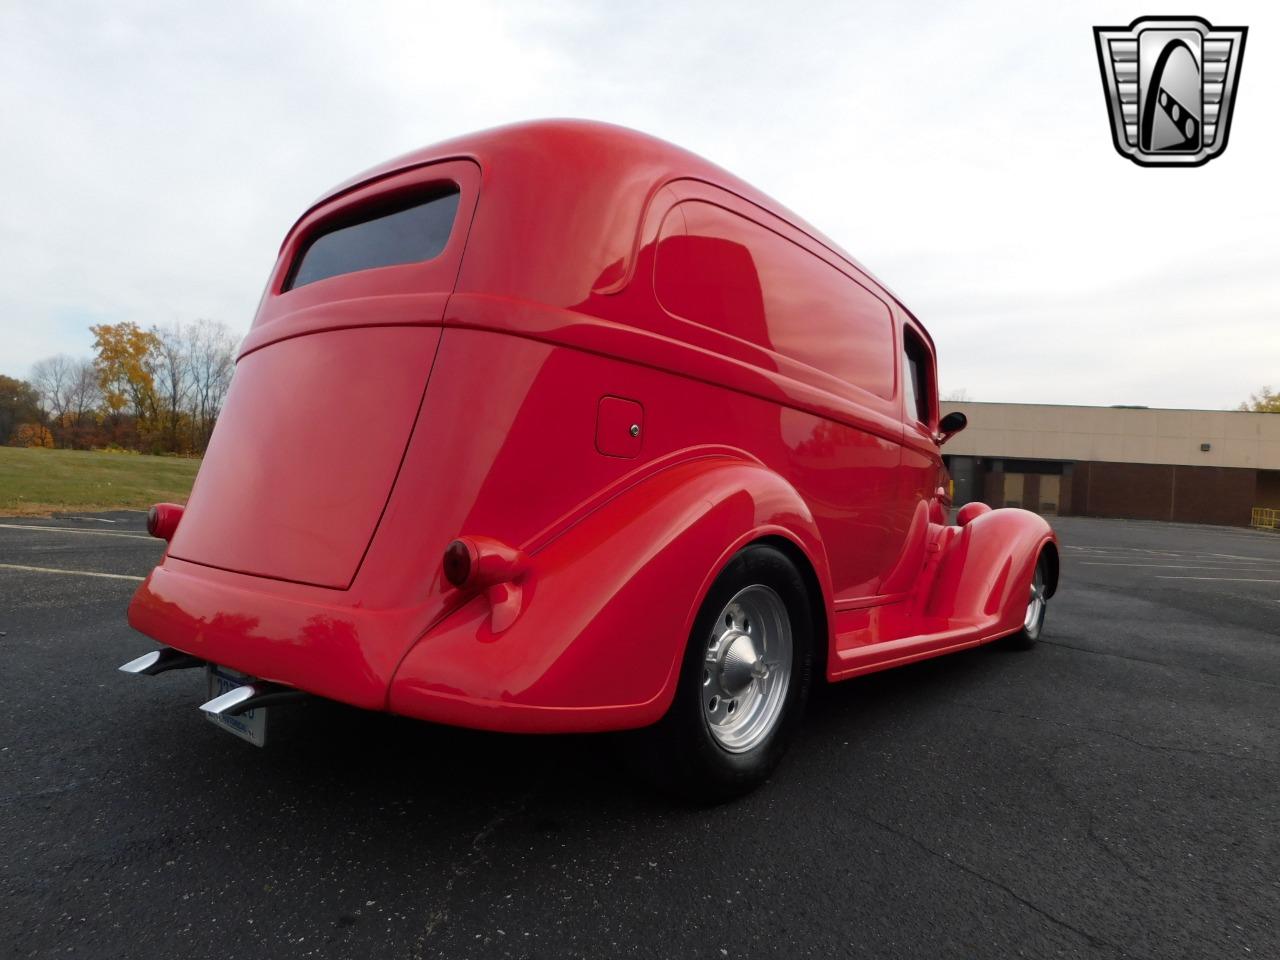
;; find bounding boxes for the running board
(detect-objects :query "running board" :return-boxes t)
[119,647,205,676]
[200,683,307,717]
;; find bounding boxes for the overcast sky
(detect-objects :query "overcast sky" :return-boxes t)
[1,1,1276,409]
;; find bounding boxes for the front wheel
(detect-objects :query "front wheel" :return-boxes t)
[639,544,813,802]
[1004,554,1049,649]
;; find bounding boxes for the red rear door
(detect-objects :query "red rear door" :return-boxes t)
[167,160,479,589]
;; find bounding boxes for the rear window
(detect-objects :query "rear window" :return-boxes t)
[285,188,461,290]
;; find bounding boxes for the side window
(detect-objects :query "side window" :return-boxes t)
[902,328,933,427]
[654,200,895,399]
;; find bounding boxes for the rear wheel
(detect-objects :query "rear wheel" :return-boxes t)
[1005,555,1048,649]
[640,544,812,802]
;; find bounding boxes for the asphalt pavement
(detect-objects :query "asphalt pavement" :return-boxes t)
[1,513,1277,959]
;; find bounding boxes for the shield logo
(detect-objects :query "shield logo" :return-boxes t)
[1094,16,1247,166]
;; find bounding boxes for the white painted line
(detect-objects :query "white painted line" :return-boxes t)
[1071,547,1280,565]
[1067,548,1187,558]
[64,516,118,524]
[1081,562,1276,570]
[0,562,144,582]
[1155,576,1280,583]
[0,523,152,541]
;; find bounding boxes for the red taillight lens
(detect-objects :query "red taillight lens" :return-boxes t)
[442,536,528,590]
[443,539,474,587]
[147,502,185,541]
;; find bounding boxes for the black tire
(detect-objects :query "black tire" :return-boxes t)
[1003,552,1048,650]
[638,543,813,803]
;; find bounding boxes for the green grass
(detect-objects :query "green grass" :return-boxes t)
[0,447,201,516]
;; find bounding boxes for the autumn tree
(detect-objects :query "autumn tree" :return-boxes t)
[28,318,235,454]
[1240,386,1280,413]
[91,322,161,447]
[12,422,54,447]
[0,374,43,445]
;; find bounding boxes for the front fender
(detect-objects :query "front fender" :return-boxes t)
[925,507,1057,636]
[387,455,830,732]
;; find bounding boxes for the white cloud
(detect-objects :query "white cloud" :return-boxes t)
[1,0,1276,409]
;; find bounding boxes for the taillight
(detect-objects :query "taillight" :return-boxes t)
[147,502,185,541]
[443,539,474,587]
[442,536,527,590]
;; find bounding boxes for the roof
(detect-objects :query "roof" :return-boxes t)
[291,119,912,324]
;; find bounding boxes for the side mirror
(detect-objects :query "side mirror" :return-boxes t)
[936,411,967,445]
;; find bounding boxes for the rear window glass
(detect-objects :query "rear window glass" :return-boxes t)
[286,188,461,290]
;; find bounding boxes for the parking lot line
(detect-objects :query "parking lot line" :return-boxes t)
[1155,576,1280,583]
[0,523,152,541]
[0,563,144,582]
[1081,562,1276,570]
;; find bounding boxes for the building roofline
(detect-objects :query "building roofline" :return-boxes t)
[945,400,1266,416]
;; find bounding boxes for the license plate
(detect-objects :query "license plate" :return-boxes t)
[205,665,268,747]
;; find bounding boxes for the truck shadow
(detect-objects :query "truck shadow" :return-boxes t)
[216,637,1016,814]
[91,638,1037,946]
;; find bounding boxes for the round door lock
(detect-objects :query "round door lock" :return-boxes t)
[629,424,640,437]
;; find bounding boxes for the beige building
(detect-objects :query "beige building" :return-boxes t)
[941,402,1280,527]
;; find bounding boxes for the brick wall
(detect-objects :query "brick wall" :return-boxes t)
[1071,461,1256,526]
[984,469,1005,508]
[1171,465,1257,526]
[1257,471,1280,510]
[1058,466,1076,516]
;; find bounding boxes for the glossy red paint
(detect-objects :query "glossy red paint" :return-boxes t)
[956,501,993,527]
[127,120,1057,733]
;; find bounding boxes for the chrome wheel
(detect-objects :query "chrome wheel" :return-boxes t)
[702,584,792,753]
[1024,564,1046,636]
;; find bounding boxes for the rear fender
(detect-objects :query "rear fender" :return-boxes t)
[925,507,1057,633]
[388,455,830,732]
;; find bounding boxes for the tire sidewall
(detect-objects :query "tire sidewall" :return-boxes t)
[1007,554,1047,649]
[663,544,813,795]
[1025,584,1046,641]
